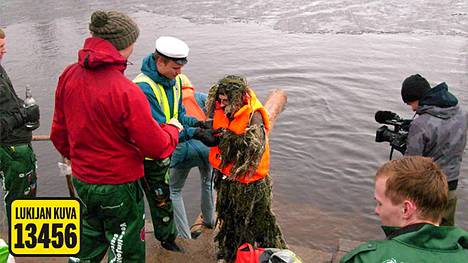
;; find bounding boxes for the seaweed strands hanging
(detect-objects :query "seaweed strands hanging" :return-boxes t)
[218,123,266,181]
[214,175,287,262]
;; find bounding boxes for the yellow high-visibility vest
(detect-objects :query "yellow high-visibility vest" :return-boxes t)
[133,73,184,122]
[133,73,189,161]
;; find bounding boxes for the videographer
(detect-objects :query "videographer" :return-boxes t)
[400,74,467,226]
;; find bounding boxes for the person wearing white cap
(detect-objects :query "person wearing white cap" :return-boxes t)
[134,36,219,252]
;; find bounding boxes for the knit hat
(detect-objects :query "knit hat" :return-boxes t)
[401,74,431,103]
[89,10,139,51]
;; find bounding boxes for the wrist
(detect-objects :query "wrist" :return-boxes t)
[168,123,183,132]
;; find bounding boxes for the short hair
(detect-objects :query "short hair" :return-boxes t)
[153,51,171,65]
[0,28,5,39]
[375,156,448,222]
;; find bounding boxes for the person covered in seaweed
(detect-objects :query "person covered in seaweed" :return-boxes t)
[205,75,286,262]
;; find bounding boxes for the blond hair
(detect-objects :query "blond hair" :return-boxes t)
[376,156,448,222]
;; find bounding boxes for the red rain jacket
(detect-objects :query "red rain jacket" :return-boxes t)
[51,37,179,185]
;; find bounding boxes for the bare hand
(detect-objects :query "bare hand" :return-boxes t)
[168,118,184,132]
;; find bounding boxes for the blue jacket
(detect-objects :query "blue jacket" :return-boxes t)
[136,54,198,141]
[170,92,210,169]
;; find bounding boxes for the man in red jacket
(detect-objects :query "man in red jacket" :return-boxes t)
[50,10,182,262]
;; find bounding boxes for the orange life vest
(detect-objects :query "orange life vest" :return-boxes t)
[178,74,206,121]
[209,89,270,184]
[182,86,206,121]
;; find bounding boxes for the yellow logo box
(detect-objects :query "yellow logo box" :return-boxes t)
[9,198,80,256]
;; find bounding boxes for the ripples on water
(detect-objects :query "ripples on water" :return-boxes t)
[1,0,467,252]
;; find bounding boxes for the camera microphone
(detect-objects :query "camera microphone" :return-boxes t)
[375,111,400,124]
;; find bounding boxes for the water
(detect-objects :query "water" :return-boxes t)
[1,0,467,253]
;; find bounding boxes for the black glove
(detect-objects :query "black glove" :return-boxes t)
[193,119,213,129]
[20,104,40,124]
[193,128,221,147]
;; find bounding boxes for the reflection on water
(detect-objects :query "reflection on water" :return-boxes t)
[1,0,467,253]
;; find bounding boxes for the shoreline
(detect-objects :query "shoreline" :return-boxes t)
[1,218,362,263]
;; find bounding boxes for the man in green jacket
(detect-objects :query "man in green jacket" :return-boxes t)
[341,156,468,263]
[0,28,40,225]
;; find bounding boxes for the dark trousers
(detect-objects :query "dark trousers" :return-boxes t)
[140,158,177,243]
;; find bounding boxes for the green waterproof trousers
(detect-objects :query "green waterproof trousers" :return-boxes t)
[0,144,37,224]
[69,177,145,263]
[140,158,177,243]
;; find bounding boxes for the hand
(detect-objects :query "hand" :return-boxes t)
[168,118,184,132]
[193,119,213,129]
[19,104,40,124]
[193,128,221,147]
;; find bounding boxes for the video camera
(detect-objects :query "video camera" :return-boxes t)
[374,111,412,158]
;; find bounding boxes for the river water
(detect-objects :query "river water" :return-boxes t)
[1,0,467,254]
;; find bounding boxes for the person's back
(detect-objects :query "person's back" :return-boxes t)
[342,224,468,262]
[50,10,180,262]
[406,82,468,183]
[401,75,468,226]
[52,37,178,184]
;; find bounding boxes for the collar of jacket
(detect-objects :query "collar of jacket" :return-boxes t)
[78,37,128,72]
[382,223,468,250]
[382,223,426,239]
[140,54,176,89]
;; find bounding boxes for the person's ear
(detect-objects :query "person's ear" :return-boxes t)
[402,200,417,220]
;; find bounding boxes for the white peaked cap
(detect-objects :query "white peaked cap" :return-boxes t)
[155,36,189,65]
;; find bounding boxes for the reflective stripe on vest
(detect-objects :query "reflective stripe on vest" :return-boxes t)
[133,73,183,160]
[133,73,182,122]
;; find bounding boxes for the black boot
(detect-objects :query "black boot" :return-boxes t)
[161,240,184,252]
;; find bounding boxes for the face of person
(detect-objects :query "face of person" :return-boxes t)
[157,59,183,80]
[0,38,7,60]
[218,93,229,109]
[374,176,405,227]
[407,101,419,112]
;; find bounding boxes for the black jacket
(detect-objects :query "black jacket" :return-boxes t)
[0,64,31,145]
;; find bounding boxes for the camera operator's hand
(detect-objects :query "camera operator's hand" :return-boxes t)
[20,104,40,124]
[193,119,213,129]
[193,128,221,147]
[168,118,184,132]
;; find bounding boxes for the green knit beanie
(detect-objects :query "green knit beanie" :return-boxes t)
[89,10,139,51]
